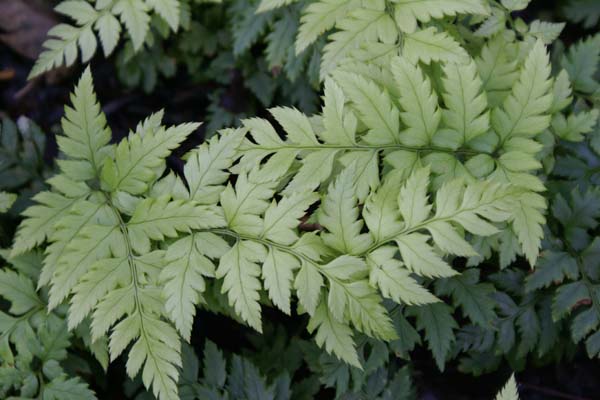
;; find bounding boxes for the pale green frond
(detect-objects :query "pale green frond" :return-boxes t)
[321,78,358,145]
[321,256,397,340]
[367,246,439,305]
[41,199,111,287]
[101,122,199,194]
[496,375,520,400]
[501,0,530,11]
[319,165,373,254]
[334,71,401,145]
[221,170,280,236]
[215,240,266,332]
[29,24,98,78]
[363,177,402,245]
[528,20,565,44]
[296,0,361,54]
[338,149,380,202]
[321,6,395,78]
[426,221,478,257]
[50,222,123,309]
[114,310,182,400]
[550,70,573,114]
[95,13,122,56]
[391,57,441,146]
[146,0,180,31]
[441,60,490,145]
[184,129,244,204]
[127,196,225,254]
[402,27,469,65]
[492,40,553,141]
[57,67,112,180]
[161,233,228,340]
[475,35,520,106]
[270,107,319,145]
[91,286,134,341]
[307,300,360,367]
[0,192,16,213]
[113,0,151,51]
[398,166,432,228]
[11,191,81,257]
[511,192,546,265]
[294,259,324,315]
[262,247,300,315]
[284,150,338,195]
[261,192,319,245]
[395,233,458,278]
[393,0,490,33]
[69,257,130,330]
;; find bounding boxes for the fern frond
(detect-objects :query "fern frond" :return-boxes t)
[492,40,553,141]
[441,60,490,146]
[334,71,401,145]
[215,240,265,332]
[391,57,441,146]
[11,192,82,257]
[127,196,225,253]
[296,0,361,54]
[402,27,469,65]
[393,0,490,33]
[101,120,199,194]
[318,165,372,254]
[495,374,520,400]
[308,300,360,367]
[320,6,395,78]
[161,233,229,339]
[58,67,112,181]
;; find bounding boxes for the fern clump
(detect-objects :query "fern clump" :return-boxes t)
[7,0,600,399]
[13,28,552,400]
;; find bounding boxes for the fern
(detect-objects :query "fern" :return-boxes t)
[30,0,185,78]
[0,249,99,399]
[16,0,600,397]
[12,56,542,396]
